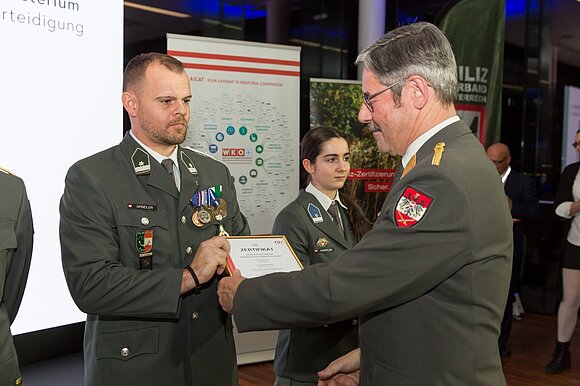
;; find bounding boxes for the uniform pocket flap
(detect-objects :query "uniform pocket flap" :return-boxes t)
[0,221,16,251]
[115,206,168,229]
[96,326,159,361]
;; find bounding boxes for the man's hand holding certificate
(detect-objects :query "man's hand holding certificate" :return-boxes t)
[218,236,302,313]
[225,236,303,278]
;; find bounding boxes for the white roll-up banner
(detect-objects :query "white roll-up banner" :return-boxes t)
[0,0,122,334]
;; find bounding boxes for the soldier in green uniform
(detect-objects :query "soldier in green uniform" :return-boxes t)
[218,22,512,386]
[272,127,371,385]
[0,167,33,386]
[59,53,250,386]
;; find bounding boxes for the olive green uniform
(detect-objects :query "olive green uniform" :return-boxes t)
[60,134,250,386]
[234,121,512,385]
[0,169,33,386]
[272,190,360,385]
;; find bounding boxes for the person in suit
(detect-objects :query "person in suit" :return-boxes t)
[59,53,250,386]
[272,126,371,386]
[218,22,512,385]
[545,129,580,374]
[0,167,33,386]
[486,143,540,357]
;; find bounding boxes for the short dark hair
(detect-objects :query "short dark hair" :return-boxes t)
[123,53,185,92]
[356,22,457,106]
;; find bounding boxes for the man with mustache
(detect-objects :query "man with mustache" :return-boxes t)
[60,53,250,386]
[218,23,512,385]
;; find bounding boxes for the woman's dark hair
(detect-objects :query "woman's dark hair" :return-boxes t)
[301,126,373,241]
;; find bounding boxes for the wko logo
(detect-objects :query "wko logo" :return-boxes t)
[222,148,247,157]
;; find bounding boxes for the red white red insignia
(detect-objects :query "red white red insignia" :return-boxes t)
[395,187,433,227]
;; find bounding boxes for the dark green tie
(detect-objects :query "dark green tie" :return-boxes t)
[328,201,344,236]
[161,158,176,188]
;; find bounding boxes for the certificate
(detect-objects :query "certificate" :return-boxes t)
[226,235,303,278]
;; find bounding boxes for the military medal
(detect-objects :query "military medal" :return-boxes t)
[189,185,225,225]
[215,197,228,219]
[198,207,211,224]
[192,211,203,227]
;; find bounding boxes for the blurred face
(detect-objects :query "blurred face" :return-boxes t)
[574,132,580,154]
[358,69,411,156]
[129,63,191,151]
[486,145,511,175]
[303,137,350,199]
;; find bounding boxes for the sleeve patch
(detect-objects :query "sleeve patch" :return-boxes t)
[395,186,433,227]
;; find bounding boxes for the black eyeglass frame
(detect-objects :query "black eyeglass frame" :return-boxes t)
[362,79,406,112]
[572,142,580,148]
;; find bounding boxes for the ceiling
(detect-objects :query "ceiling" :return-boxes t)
[124,0,580,68]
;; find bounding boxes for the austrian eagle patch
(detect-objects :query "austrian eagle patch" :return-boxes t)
[395,186,433,227]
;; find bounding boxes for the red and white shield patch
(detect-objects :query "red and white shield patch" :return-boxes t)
[395,186,433,227]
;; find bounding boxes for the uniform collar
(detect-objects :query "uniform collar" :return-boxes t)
[402,115,460,167]
[130,130,180,172]
[305,182,347,211]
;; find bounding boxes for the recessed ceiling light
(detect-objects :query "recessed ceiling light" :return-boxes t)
[124,2,191,18]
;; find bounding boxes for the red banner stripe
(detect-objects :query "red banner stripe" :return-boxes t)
[182,62,300,77]
[168,50,300,67]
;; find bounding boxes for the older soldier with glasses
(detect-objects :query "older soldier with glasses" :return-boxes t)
[218,22,512,385]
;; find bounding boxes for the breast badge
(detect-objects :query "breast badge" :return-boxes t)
[136,230,153,269]
[307,203,323,224]
[314,237,333,253]
[395,186,433,227]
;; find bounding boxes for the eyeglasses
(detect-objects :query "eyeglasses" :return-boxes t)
[362,79,406,112]
[491,156,508,165]
[572,142,580,148]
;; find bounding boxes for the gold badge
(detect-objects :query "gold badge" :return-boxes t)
[431,142,445,166]
[316,238,329,248]
[192,211,203,227]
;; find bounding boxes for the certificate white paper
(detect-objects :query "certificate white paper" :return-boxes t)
[226,236,303,278]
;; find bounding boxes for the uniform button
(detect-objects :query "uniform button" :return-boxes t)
[186,246,193,255]
[121,347,129,357]
[181,215,187,224]
[352,319,358,326]
[192,312,199,320]
[141,217,149,225]
[15,378,23,386]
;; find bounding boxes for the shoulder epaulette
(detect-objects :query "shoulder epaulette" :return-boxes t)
[431,142,446,166]
[0,166,15,176]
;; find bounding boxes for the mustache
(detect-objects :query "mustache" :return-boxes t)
[168,118,188,126]
[368,122,381,133]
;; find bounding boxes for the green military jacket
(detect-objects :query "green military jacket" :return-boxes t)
[234,121,512,386]
[272,190,359,384]
[0,169,33,386]
[60,134,250,386]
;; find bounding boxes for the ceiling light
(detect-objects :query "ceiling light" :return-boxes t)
[124,2,191,18]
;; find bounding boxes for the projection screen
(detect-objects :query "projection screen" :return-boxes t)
[0,0,122,334]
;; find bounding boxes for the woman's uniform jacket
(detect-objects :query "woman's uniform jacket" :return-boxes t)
[272,190,360,384]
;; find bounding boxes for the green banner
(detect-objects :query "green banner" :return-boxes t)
[438,0,505,146]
